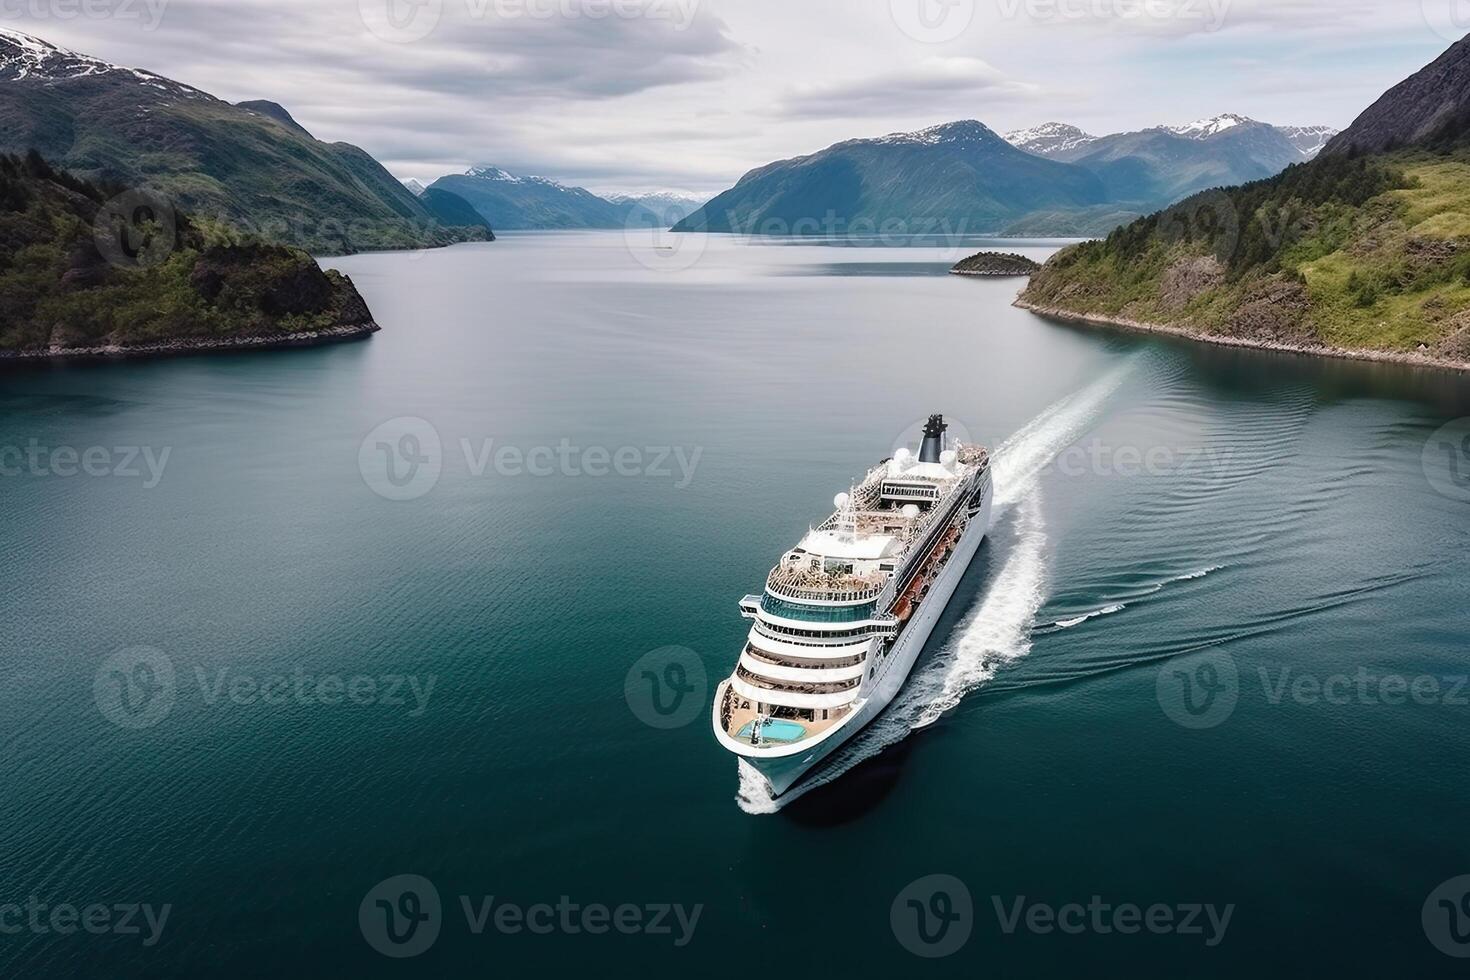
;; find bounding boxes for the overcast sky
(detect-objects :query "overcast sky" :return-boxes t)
[15,0,1466,195]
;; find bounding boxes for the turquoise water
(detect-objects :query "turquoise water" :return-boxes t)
[2,231,1470,976]
[736,720,807,744]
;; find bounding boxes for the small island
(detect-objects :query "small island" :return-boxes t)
[950,250,1042,277]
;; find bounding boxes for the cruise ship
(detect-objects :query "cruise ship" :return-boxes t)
[712,415,994,797]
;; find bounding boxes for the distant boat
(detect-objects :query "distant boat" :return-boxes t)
[712,415,994,797]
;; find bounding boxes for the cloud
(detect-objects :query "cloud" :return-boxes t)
[778,57,1043,119]
[5,0,1455,193]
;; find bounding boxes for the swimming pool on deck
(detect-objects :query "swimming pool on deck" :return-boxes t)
[735,720,807,744]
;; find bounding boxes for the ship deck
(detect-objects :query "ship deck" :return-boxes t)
[721,694,848,749]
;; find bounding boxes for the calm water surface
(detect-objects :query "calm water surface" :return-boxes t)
[3,231,1470,977]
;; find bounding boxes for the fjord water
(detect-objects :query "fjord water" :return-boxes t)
[3,231,1470,977]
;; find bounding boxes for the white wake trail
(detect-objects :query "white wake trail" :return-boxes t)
[735,358,1142,813]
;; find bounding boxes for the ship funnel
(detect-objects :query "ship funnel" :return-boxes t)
[918,414,948,464]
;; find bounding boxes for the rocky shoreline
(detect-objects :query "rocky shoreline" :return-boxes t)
[1013,299,1470,374]
[0,321,380,364]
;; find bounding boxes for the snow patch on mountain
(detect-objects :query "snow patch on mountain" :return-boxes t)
[872,120,1002,147]
[1005,122,1099,155]
[1167,113,1257,138]
[1277,124,1340,159]
[0,28,208,99]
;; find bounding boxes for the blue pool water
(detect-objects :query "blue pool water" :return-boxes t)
[737,720,808,743]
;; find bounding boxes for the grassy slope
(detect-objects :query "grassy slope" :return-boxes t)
[0,152,374,352]
[1022,150,1470,358]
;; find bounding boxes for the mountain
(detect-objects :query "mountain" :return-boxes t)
[425,168,702,230]
[235,100,311,136]
[0,29,487,253]
[608,192,705,227]
[673,121,1109,236]
[1006,115,1337,211]
[1321,38,1470,156]
[0,151,376,356]
[1004,123,1098,156]
[429,166,627,229]
[1019,37,1470,366]
[419,187,494,238]
[1276,125,1338,158]
[401,178,428,197]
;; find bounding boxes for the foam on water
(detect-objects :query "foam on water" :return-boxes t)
[736,358,1141,813]
[1052,604,1127,630]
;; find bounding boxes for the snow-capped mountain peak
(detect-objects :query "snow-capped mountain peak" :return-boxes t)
[465,165,521,181]
[872,120,1002,147]
[1167,113,1259,139]
[1004,122,1099,155]
[0,28,208,99]
[400,178,427,197]
[1277,124,1340,159]
[464,165,570,188]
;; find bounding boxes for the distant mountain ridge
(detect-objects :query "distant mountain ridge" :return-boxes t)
[0,29,488,253]
[674,120,1110,236]
[678,116,1338,239]
[428,166,703,230]
[1006,115,1337,161]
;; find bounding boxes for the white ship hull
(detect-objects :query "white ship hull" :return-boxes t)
[720,481,993,798]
